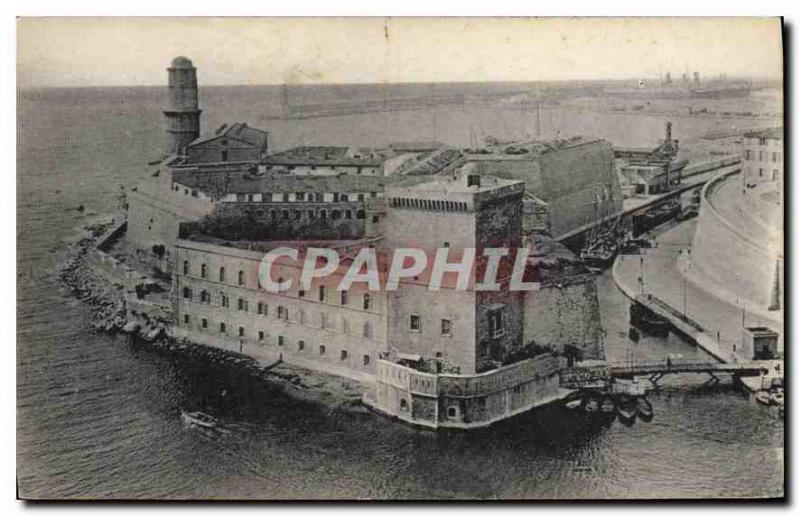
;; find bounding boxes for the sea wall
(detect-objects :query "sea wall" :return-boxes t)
[688,172,782,314]
[522,275,605,361]
[366,354,566,429]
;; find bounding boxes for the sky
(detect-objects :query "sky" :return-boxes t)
[17,17,783,88]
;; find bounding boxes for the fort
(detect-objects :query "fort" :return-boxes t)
[88,56,783,430]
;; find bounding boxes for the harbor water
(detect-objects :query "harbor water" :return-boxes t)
[17,85,783,499]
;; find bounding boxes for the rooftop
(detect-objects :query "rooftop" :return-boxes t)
[172,168,395,195]
[188,122,268,149]
[262,146,395,167]
[467,135,600,159]
[169,56,194,69]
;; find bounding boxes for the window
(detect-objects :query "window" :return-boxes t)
[184,314,190,324]
[441,319,452,336]
[247,194,254,202]
[340,291,348,305]
[320,313,328,329]
[745,150,753,160]
[278,336,285,347]
[219,267,226,282]
[399,398,408,411]
[257,302,264,315]
[362,322,373,338]
[357,210,365,219]
[318,285,326,302]
[201,318,207,329]
[221,294,229,308]
[773,152,779,163]
[296,192,305,201]
[319,345,326,355]
[340,350,348,361]
[182,287,192,300]
[282,210,289,220]
[298,309,306,324]
[283,193,290,202]
[298,289,305,298]
[201,264,207,278]
[221,149,228,162]
[183,260,189,275]
[372,215,379,223]
[238,298,247,311]
[238,326,245,337]
[363,294,371,311]
[447,406,459,419]
[277,306,288,320]
[409,314,421,332]
[298,340,305,351]
[363,355,370,366]
[201,290,210,303]
[345,210,352,219]
[294,210,301,221]
[331,210,341,220]
[489,308,505,338]
[238,270,245,286]
[219,322,226,333]
[341,317,350,334]
[258,331,264,341]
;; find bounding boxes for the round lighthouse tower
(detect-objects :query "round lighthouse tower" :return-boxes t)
[164,56,201,156]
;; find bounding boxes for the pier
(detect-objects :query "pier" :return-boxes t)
[558,157,741,248]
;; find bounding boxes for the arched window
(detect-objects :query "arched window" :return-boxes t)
[238,270,245,286]
[362,322,372,338]
[201,264,207,278]
[183,260,189,275]
[219,267,226,282]
[363,293,371,311]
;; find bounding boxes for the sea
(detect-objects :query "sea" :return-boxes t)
[17,84,784,500]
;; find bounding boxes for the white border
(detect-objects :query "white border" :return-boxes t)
[4,1,795,514]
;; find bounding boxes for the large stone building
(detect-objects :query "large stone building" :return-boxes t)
[742,127,783,187]
[463,136,621,240]
[125,57,608,429]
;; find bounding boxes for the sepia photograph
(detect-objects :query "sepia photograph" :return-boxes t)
[15,16,784,501]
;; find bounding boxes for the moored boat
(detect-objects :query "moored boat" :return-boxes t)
[755,390,772,406]
[181,410,218,428]
[636,397,654,422]
[600,395,616,414]
[630,303,670,337]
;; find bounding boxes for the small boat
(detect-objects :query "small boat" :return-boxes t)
[181,410,218,428]
[755,391,772,406]
[770,389,784,406]
[565,398,583,411]
[636,397,654,422]
[582,392,601,414]
[580,247,617,270]
[630,303,670,337]
[600,395,616,414]
[616,395,638,426]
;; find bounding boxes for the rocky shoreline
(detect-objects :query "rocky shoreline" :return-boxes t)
[57,219,370,417]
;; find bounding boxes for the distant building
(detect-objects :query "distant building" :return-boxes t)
[185,122,269,164]
[260,146,396,176]
[464,136,621,239]
[742,127,783,187]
